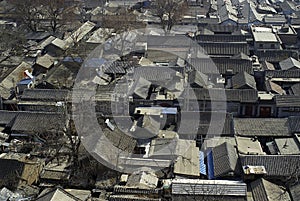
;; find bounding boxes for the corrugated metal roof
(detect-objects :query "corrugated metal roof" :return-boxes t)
[114,185,161,195]
[171,179,247,196]
[103,61,134,74]
[109,194,162,201]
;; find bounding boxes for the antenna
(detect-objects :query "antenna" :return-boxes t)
[283,139,288,148]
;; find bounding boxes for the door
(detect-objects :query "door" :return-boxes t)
[260,107,271,117]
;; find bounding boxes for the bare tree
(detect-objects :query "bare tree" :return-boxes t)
[173,180,228,201]
[40,0,79,34]
[11,0,80,33]
[101,11,143,34]
[65,119,81,167]
[11,0,43,32]
[0,29,25,56]
[153,0,188,32]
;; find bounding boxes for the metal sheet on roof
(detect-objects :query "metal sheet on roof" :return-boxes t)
[199,151,206,175]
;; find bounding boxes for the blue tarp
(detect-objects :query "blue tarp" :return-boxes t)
[18,78,32,85]
[83,58,107,68]
[63,56,83,63]
[161,107,177,114]
[207,150,215,179]
[199,151,206,175]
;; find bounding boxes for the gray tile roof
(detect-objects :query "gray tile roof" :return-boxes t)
[256,50,298,63]
[25,32,51,41]
[265,80,285,95]
[261,61,275,71]
[148,138,176,158]
[264,15,287,24]
[234,118,291,137]
[198,24,243,34]
[11,112,66,134]
[240,155,300,177]
[274,137,300,155]
[125,170,158,189]
[185,88,258,103]
[195,34,250,43]
[212,142,239,178]
[178,111,233,136]
[290,183,300,201]
[275,95,300,107]
[279,57,300,70]
[0,61,32,99]
[21,89,70,102]
[36,187,80,201]
[290,83,300,96]
[250,178,291,201]
[42,63,79,89]
[128,77,151,99]
[133,66,184,84]
[134,115,160,138]
[199,43,250,56]
[288,116,300,133]
[0,110,18,125]
[103,128,137,153]
[231,72,257,90]
[189,58,253,75]
[188,70,208,88]
[266,70,300,78]
[0,159,24,188]
[142,35,191,48]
